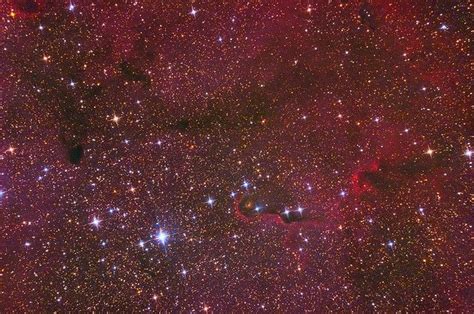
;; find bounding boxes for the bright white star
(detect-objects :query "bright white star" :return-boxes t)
[111,114,120,124]
[156,229,169,245]
[91,216,101,228]
[464,148,472,159]
[206,196,215,207]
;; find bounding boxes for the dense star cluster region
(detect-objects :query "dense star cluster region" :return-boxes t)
[1,0,472,311]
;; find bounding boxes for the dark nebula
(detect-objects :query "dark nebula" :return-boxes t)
[67,144,83,165]
[235,187,307,224]
[359,2,377,30]
[173,118,191,132]
[14,0,39,13]
[118,61,151,84]
[11,0,45,16]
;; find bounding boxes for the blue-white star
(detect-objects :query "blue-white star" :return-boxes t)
[156,229,169,245]
[91,216,101,228]
[206,196,215,207]
[68,1,76,11]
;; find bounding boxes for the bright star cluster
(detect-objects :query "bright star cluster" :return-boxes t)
[1,0,472,312]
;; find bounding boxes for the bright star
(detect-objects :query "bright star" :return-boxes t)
[111,114,120,124]
[206,196,215,207]
[242,180,250,189]
[440,24,449,31]
[68,1,75,11]
[91,216,101,228]
[139,240,145,248]
[464,148,472,159]
[190,7,198,16]
[297,206,304,214]
[156,229,169,245]
[425,147,434,156]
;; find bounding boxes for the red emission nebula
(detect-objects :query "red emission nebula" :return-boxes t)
[1,0,472,312]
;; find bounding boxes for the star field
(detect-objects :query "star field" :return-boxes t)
[1,0,472,311]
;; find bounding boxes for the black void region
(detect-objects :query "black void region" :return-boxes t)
[68,144,84,165]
